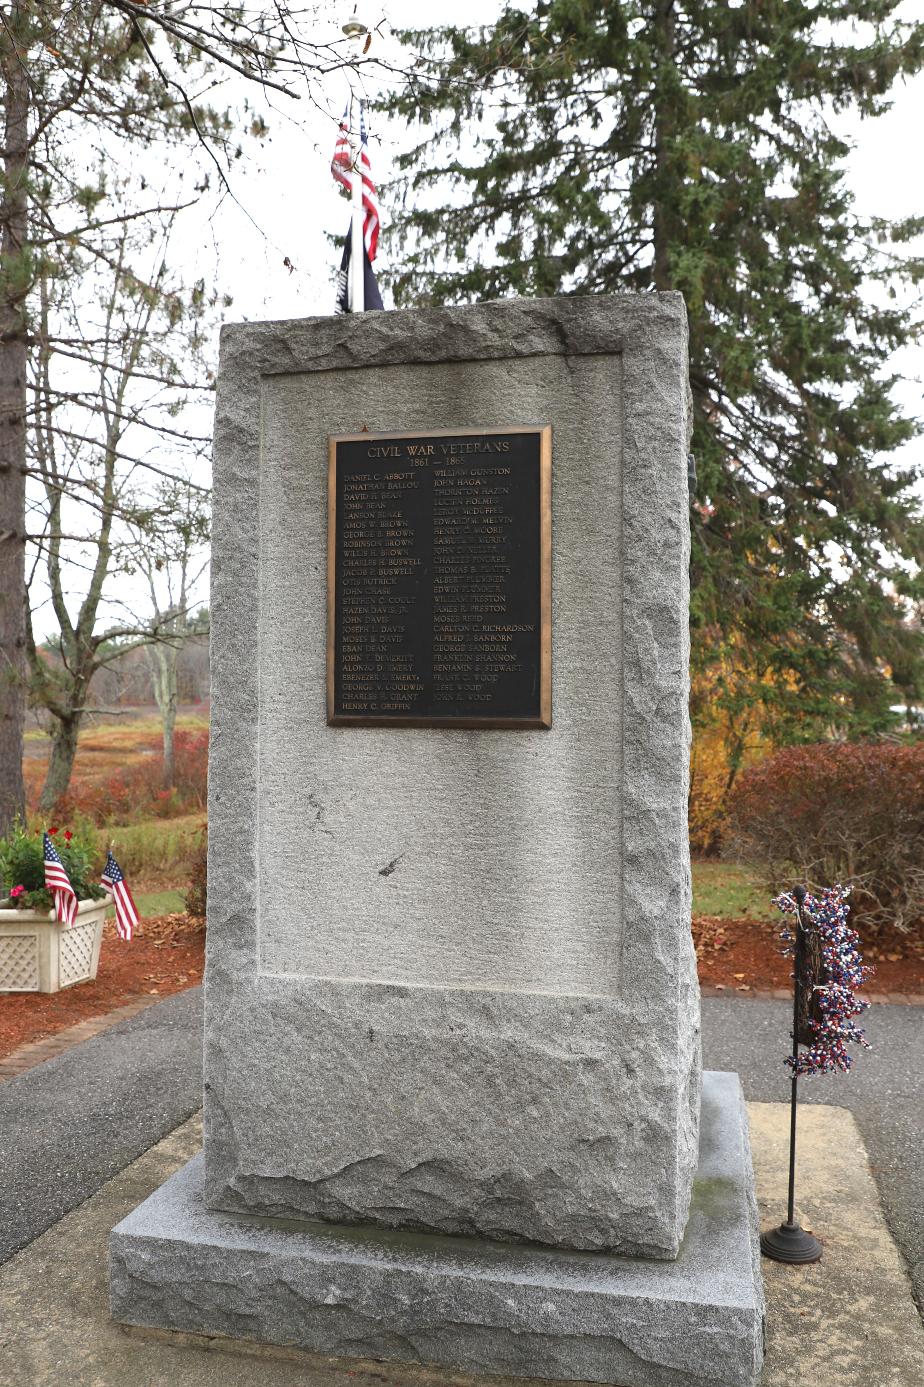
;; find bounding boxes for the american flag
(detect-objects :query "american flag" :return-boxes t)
[101,850,139,942]
[358,105,380,261]
[331,104,352,193]
[331,102,381,262]
[44,831,78,927]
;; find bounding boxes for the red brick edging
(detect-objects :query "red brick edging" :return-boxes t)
[0,996,161,1083]
[700,984,924,1007]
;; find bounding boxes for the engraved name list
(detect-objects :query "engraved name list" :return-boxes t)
[328,427,551,726]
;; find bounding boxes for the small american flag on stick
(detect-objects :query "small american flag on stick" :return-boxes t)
[44,831,78,927]
[101,850,139,941]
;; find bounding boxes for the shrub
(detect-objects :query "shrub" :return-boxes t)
[0,821,106,911]
[726,741,924,930]
[107,815,206,885]
[52,728,209,826]
[185,828,207,919]
[173,730,209,811]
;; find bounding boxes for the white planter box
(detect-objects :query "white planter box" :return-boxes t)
[0,898,108,993]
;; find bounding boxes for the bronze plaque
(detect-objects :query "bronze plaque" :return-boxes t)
[328,427,551,727]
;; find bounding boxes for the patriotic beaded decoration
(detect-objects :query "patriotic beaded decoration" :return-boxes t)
[773,884,873,1076]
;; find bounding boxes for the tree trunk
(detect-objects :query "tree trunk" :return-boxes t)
[39,714,80,816]
[162,686,177,789]
[0,0,29,834]
[147,618,183,791]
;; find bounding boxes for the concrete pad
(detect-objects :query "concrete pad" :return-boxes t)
[109,1072,762,1387]
[0,1099,920,1387]
[750,1102,924,1386]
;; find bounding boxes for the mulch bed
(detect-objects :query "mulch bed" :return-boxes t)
[2,911,921,1062]
[693,914,924,995]
[0,913,205,1060]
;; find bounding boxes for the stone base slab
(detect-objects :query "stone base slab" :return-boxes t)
[110,1072,764,1387]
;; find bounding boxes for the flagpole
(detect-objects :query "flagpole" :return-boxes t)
[350,125,364,314]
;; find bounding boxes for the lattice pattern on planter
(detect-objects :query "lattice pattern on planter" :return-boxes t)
[0,934,40,992]
[60,922,96,986]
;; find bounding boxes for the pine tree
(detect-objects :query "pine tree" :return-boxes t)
[384,1,924,745]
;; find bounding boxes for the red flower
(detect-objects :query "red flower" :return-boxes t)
[49,826,58,835]
[64,830,73,842]
[10,885,25,899]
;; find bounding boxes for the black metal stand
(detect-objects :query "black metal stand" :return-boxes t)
[760,884,823,1265]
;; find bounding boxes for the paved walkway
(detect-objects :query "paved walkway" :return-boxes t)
[0,997,160,1082]
[0,988,202,1264]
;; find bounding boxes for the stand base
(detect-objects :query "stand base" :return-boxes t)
[110,1073,765,1387]
[760,1222,823,1264]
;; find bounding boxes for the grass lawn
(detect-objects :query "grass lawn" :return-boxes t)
[135,888,186,916]
[691,860,775,919]
[98,888,186,925]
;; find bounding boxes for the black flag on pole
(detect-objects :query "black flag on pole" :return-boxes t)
[334,220,384,314]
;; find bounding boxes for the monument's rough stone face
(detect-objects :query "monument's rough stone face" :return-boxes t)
[202,294,700,1259]
[111,1072,763,1387]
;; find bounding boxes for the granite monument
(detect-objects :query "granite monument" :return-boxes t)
[110,294,764,1387]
